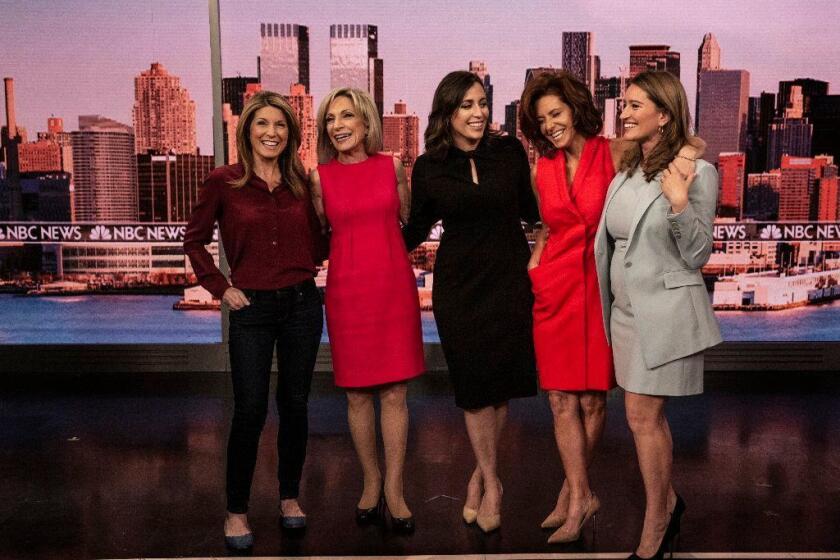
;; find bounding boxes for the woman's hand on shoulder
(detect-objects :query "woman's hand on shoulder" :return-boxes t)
[222,287,250,311]
[661,162,694,214]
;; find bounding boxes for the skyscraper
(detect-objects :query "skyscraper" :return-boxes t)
[777,78,828,118]
[383,101,420,185]
[469,60,494,125]
[259,23,309,94]
[222,103,239,165]
[745,170,781,220]
[810,94,840,163]
[629,45,679,78]
[132,63,197,155]
[695,33,721,130]
[717,152,746,218]
[697,69,750,165]
[766,117,812,170]
[136,153,214,222]
[286,83,318,171]
[562,32,597,93]
[72,116,137,221]
[330,24,383,116]
[222,76,259,116]
[817,159,839,221]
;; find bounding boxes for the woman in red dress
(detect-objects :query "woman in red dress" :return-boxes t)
[311,87,425,533]
[519,72,701,544]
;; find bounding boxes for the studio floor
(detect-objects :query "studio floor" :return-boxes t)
[1,370,839,560]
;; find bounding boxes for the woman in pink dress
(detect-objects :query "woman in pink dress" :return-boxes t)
[311,87,425,533]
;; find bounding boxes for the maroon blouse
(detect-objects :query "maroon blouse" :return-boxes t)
[184,164,324,299]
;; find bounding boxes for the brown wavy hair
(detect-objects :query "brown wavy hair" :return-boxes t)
[620,71,693,182]
[424,71,495,160]
[519,71,602,159]
[229,90,308,198]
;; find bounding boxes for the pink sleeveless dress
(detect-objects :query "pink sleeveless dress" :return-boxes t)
[318,153,426,387]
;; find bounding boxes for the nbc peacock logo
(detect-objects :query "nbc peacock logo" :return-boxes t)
[759,224,783,240]
[89,225,112,241]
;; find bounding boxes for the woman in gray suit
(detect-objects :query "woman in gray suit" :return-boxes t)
[594,71,722,560]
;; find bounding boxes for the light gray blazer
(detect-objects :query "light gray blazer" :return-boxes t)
[594,159,723,369]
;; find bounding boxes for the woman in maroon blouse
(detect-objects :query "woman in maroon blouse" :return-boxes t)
[184,91,325,550]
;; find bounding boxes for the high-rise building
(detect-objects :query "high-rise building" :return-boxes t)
[778,155,825,221]
[20,172,72,221]
[504,100,520,138]
[745,170,781,220]
[132,62,197,155]
[717,152,746,218]
[222,103,239,165]
[766,117,812,170]
[222,76,259,116]
[136,153,214,222]
[469,60,494,125]
[286,83,317,171]
[697,69,750,165]
[71,115,138,221]
[595,76,625,115]
[629,45,679,78]
[695,33,721,130]
[383,100,420,185]
[562,32,597,93]
[260,23,309,94]
[810,95,840,164]
[777,78,828,118]
[18,140,61,173]
[817,159,839,221]
[330,24,383,116]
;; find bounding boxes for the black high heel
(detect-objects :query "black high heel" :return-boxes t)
[355,491,384,526]
[383,496,415,534]
[626,495,685,560]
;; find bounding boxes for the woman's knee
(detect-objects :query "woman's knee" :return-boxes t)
[580,392,606,418]
[380,383,408,411]
[548,391,580,418]
[346,390,374,412]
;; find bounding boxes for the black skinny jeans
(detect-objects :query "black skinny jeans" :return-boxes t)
[226,279,323,514]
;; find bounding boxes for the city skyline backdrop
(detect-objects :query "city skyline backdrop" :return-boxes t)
[1,0,839,154]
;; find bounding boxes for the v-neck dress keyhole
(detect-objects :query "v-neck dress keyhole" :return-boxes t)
[402,136,540,409]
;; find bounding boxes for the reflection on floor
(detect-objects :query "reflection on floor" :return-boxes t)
[1,371,839,559]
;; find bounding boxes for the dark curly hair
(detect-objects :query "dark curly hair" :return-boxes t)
[519,70,602,159]
[424,71,495,160]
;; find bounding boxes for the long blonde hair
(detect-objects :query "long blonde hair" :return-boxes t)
[620,71,693,182]
[230,90,307,198]
[316,87,383,163]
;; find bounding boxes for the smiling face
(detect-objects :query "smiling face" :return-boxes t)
[620,84,669,143]
[449,82,489,150]
[249,105,289,163]
[325,95,367,157]
[535,94,580,151]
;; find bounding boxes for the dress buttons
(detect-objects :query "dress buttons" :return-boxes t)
[625,261,632,268]
[272,241,278,246]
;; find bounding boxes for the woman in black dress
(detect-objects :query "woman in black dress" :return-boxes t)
[402,71,539,533]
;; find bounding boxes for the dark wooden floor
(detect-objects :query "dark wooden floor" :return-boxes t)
[1,371,839,559]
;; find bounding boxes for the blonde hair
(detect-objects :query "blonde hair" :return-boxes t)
[230,90,308,198]
[316,87,383,163]
[620,71,694,182]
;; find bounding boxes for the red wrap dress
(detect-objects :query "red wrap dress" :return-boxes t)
[530,136,617,391]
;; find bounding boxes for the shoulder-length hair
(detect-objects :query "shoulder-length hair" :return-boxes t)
[424,71,494,160]
[519,70,602,159]
[620,71,693,182]
[315,87,383,163]
[230,90,308,198]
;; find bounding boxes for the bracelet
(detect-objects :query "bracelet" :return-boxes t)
[676,154,696,161]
